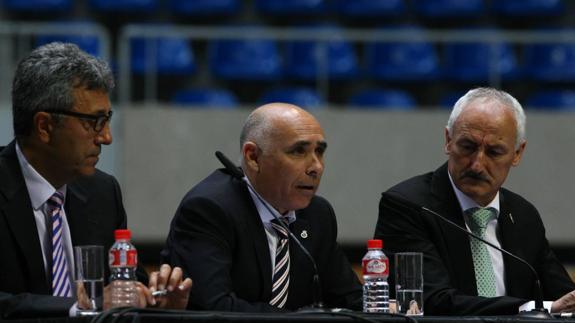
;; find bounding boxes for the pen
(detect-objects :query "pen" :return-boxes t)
[152,289,168,297]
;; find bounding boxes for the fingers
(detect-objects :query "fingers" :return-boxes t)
[135,281,155,307]
[552,290,575,313]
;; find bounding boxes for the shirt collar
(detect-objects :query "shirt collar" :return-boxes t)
[244,176,296,225]
[447,170,500,217]
[15,142,67,210]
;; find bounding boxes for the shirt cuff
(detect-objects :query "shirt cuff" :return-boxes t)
[519,300,553,313]
[69,301,79,317]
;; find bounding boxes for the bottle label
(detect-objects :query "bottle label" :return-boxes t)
[362,258,389,275]
[109,249,137,267]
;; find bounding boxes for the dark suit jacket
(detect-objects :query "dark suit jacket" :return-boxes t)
[163,169,362,312]
[375,163,575,315]
[0,141,146,318]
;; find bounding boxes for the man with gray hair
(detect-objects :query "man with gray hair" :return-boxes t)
[375,87,575,315]
[0,42,191,318]
[164,102,362,312]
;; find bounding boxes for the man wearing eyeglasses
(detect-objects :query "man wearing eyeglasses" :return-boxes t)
[0,42,192,318]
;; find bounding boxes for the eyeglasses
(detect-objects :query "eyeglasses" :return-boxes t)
[44,109,113,133]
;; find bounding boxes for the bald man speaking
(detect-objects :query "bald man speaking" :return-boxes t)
[163,103,362,312]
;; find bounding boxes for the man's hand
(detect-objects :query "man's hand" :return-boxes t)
[148,264,193,309]
[552,290,575,313]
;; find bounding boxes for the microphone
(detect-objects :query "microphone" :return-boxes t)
[381,192,553,319]
[215,151,325,311]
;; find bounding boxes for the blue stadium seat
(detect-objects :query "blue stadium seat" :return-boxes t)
[348,89,416,110]
[35,22,101,57]
[168,0,239,16]
[526,90,575,110]
[258,87,323,109]
[89,0,157,12]
[412,0,485,18]
[523,31,575,82]
[3,0,72,12]
[443,30,519,82]
[492,0,564,16]
[254,0,328,15]
[131,36,195,75]
[284,26,358,81]
[209,30,282,81]
[365,26,440,81]
[333,0,405,17]
[171,88,238,108]
[438,91,466,109]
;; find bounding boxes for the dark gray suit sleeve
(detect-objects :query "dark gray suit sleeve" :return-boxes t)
[0,292,75,319]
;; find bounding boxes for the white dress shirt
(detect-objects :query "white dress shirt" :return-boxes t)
[15,143,76,295]
[244,177,295,275]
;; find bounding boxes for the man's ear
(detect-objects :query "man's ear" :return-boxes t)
[34,112,54,143]
[242,142,260,173]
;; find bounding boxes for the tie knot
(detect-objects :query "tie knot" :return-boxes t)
[47,191,64,210]
[271,218,289,240]
[467,207,495,230]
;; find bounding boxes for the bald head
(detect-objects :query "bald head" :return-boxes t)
[240,103,321,151]
[240,102,326,213]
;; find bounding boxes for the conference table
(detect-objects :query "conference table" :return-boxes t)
[8,310,575,323]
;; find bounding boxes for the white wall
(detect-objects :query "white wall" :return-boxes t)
[2,107,574,245]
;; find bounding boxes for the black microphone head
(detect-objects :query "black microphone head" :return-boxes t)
[215,151,244,180]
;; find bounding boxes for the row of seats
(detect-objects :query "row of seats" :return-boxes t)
[171,87,575,110]
[39,27,575,83]
[1,0,566,18]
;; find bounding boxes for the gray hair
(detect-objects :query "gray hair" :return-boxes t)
[446,87,526,148]
[239,110,272,152]
[12,42,114,139]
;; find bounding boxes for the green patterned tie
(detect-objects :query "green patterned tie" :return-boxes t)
[467,207,497,297]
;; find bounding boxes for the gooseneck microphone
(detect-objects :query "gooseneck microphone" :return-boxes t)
[215,151,325,310]
[381,192,554,319]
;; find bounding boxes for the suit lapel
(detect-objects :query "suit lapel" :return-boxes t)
[287,214,312,303]
[65,180,97,246]
[429,164,478,295]
[238,183,273,300]
[497,193,525,296]
[0,142,50,294]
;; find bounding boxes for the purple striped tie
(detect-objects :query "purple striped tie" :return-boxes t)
[269,218,290,308]
[48,192,72,297]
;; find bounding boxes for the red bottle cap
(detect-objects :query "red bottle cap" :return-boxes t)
[367,239,383,249]
[115,229,131,240]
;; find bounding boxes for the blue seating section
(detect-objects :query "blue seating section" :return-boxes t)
[365,26,440,81]
[89,0,157,12]
[209,33,282,81]
[258,88,323,109]
[492,0,564,16]
[442,31,519,82]
[348,89,416,110]
[523,33,575,82]
[284,27,358,81]
[168,0,240,16]
[412,0,485,18]
[130,36,195,75]
[171,88,238,108]
[526,90,575,110]
[333,0,405,17]
[254,0,328,15]
[3,0,72,12]
[35,22,101,57]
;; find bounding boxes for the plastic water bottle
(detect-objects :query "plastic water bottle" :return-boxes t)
[109,229,139,308]
[362,239,389,313]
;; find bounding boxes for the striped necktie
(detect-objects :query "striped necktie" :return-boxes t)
[269,217,290,308]
[467,207,497,297]
[48,191,72,297]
